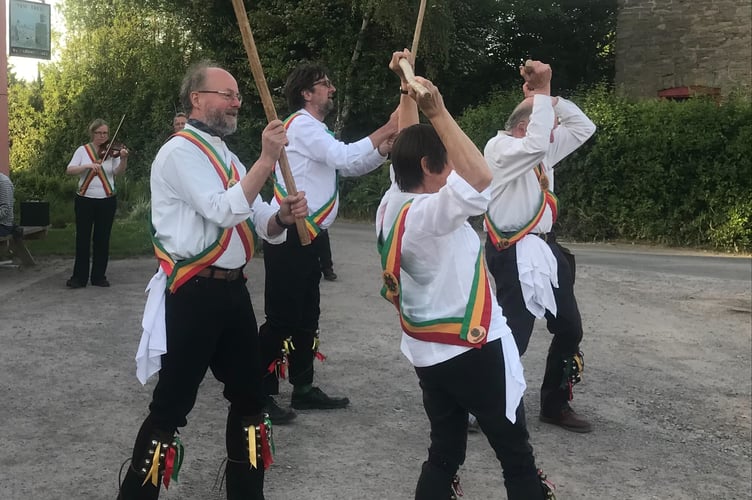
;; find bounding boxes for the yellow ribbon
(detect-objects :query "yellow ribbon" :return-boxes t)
[248,426,257,469]
[282,338,295,355]
[142,442,162,487]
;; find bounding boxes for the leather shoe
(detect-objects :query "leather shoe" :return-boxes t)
[539,406,592,433]
[264,396,297,424]
[291,386,349,410]
[91,278,110,287]
[66,278,86,289]
[322,268,337,281]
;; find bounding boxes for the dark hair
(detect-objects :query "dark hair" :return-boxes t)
[179,60,219,114]
[391,124,447,192]
[284,63,329,112]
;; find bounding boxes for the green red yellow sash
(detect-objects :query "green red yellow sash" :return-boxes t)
[273,112,338,241]
[378,200,491,348]
[153,130,257,293]
[485,164,559,250]
[79,143,115,196]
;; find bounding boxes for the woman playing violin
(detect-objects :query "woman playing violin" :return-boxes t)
[65,118,129,288]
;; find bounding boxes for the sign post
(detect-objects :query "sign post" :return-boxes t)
[9,0,51,60]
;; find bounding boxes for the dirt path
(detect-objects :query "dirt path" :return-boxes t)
[0,222,749,499]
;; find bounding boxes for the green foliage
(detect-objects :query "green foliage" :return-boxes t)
[555,89,752,252]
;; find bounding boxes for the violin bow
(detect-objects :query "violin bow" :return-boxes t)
[100,114,126,161]
[230,0,311,246]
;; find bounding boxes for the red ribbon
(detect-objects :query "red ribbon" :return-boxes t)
[163,446,176,489]
[315,351,326,362]
[259,423,274,470]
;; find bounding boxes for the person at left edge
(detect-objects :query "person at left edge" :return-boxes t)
[65,119,129,288]
[117,60,307,500]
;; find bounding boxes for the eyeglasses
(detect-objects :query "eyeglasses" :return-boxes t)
[93,131,109,135]
[312,78,333,89]
[196,90,243,103]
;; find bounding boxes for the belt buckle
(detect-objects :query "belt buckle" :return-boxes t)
[225,268,241,281]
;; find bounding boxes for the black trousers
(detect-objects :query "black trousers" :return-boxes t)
[148,276,265,429]
[71,194,117,283]
[413,340,544,500]
[485,235,584,417]
[260,227,321,393]
[314,228,333,271]
[122,276,266,498]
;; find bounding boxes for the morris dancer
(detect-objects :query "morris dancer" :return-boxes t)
[483,60,596,432]
[377,50,554,500]
[117,61,307,500]
[258,62,398,421]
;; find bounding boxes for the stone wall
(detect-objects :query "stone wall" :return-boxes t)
[615,0,751,98]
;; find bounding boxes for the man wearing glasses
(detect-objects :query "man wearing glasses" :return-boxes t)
[117,60,308,499]
[258,63,398,422]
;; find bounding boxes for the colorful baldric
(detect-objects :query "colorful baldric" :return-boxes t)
[152,130,257,293]
[485,164,559,250]
[79,143,115,196]
[273,112,339,241]
[378,200,491,348]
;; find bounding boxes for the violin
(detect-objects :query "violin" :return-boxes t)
[96,114,128,160]
[97,141,127,159]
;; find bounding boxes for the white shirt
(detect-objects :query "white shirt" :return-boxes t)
[68,145,122,199]
[376,171,510,367]
[484,94,596,233]
[376,171,526,422]
[150,124,284,269]
[273,109,387,229]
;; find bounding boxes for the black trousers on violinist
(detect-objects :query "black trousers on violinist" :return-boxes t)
[71,194,116,284]
[485,233,584,418]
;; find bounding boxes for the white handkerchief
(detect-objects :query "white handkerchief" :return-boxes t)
[502,334,527,423]
[135,269,167,385]
[515,234,558,318]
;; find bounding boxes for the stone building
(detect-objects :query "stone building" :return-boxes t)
[615,0,751,99]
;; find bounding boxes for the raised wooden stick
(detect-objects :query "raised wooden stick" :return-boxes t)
[398,59,431,98]
[230,0,310,245]
[410,0,428,59]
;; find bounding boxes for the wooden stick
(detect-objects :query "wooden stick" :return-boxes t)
[410,0,428,59]
[230,0,310,246]
[398,59,431,98]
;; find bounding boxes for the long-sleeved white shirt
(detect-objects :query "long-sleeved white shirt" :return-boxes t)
[150,124,284,269]
[376,171,526,421]
[376,171,511,367]
[68,145,122,199]
[272,109,387,229]
[484,95,596,233]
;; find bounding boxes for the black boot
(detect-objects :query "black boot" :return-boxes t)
[117,417,177,500]
[225,410,268,500]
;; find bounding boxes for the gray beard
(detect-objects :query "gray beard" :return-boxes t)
[206,108,238,136]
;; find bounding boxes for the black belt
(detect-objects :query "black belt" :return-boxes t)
[534,232,555,242]
[196,266,244,281]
